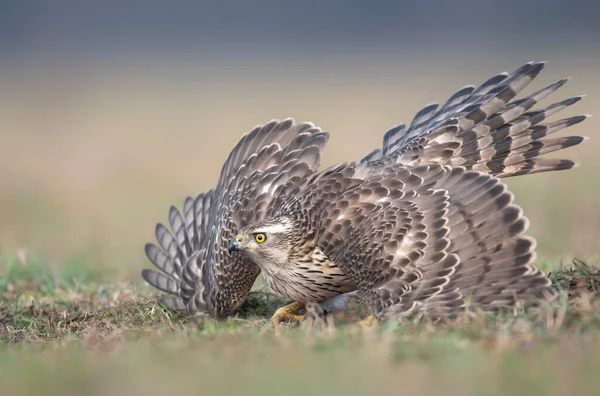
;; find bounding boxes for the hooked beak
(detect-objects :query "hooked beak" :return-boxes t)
[228,234,243,254]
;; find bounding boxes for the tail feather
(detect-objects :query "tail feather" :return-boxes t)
[456,78,569,149]
[471,72,509,96]
[360,149,383,163]
[482,136,585,168]
[455,96,583,161]
[438,85,475,113]
[458,62,545,131]
[365,62,588,179]
[469,115,586,164]
[490,158,577,178]
[382,124,407,156]
[409,103,439,129]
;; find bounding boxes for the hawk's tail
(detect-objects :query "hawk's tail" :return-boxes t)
[365,62,589,178]
[447,78,588,178]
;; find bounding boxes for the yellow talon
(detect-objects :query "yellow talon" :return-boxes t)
[269,302,305,325]
[355,315,378,327]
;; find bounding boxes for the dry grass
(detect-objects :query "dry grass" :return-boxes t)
[1,251,600,396]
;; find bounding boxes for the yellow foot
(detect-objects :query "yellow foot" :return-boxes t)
[355,315,378,328]
[269,302,305,325]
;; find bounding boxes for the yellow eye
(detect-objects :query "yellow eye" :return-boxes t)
[255,233,266,243]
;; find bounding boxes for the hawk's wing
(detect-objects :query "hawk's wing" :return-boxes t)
[362,62,587,178]
[142,119,329,316]
[277,161,555,319]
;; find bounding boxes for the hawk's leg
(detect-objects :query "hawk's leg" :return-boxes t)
[320,290,359,312]
[269,301,305,324]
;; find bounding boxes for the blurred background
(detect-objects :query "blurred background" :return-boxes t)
[1,0,599,280]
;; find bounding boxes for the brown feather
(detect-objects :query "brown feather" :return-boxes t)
[364,62,587,179]
[142,119,329,315]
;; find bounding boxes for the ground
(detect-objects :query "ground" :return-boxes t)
[1,252,600,396]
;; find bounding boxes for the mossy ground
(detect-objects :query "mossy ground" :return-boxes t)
[1,252,600,396]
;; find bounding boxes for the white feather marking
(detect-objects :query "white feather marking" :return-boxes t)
[395,235,414,258]
[253,222,291,234]
[261,183,272,194]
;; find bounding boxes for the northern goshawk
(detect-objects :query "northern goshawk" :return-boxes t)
[142,62,588,323]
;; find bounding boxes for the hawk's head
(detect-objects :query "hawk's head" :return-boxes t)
[228,216,297,270]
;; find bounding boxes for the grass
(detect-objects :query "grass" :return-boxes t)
[1,250,600,395]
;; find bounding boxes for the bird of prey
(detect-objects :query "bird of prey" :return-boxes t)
[142,62,588,323]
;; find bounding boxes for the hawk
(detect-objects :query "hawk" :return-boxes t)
[142,62,588,323]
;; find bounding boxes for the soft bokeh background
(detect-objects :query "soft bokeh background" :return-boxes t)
[1,0,599,278]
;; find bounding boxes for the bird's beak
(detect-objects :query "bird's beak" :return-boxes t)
[228,234,243,254]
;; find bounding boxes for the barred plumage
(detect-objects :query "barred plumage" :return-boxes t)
[362,61,587,178]
[143,119,329,316]
[143,62,588,320]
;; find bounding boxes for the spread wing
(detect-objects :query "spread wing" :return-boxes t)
[142,119,329,316]
[275,162,555,319]
[362,62,588,178]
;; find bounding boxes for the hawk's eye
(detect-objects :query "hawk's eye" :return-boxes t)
[254,233,267,243]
